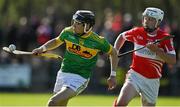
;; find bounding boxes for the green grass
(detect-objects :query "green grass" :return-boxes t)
[0,93,180,106]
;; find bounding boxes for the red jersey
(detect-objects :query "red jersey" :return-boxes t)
[122,27,176,78]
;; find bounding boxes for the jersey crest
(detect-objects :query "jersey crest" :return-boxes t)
[65,40,98,59]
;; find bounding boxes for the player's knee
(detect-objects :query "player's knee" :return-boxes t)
[113,98,128,107]
[116,99,129,106]
[47,99,56,106]
[48,96,69,106]
[47,97,60,106]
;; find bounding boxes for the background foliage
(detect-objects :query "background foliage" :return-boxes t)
[0,0,180,26]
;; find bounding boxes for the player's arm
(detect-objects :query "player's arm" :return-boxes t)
[109,47,119,76]
[32,37,64,54]
[107,46,118,90]
[147,44,176,64]
[114,34,126,52]
[156,50,176,64]
[114,28,138,52]
[40,37,63,51]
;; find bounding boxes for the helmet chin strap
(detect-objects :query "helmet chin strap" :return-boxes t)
[84,23,92,33]
[74,23,92,36]
[155,19,160,28]
[79,24,92,36]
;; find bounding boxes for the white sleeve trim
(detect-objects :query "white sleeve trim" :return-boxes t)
[167,50,176,55]
[121,32,127,40]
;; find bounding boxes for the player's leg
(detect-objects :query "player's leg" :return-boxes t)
[115,81,139,106]
[48,71,89,106]
[47,86,76,106]
[140,77,159,107]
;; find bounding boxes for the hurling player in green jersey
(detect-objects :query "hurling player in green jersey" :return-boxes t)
[32,10,118,107]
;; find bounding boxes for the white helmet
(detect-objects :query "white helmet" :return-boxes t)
[142,7,164,22]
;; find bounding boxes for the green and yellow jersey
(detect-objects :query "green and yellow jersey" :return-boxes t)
[56,27,112,79]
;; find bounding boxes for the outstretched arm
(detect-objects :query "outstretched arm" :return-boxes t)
[32,37,64,54]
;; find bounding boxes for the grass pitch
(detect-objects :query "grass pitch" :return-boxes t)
[0,92,180,106]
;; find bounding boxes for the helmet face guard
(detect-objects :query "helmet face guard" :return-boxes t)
[72,10,95,33]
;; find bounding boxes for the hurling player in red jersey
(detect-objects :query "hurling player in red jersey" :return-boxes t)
[113,7,176,106]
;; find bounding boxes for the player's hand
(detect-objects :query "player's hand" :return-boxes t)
[146,43,160,53]
[107,76,117,90]
[32,47,45,55]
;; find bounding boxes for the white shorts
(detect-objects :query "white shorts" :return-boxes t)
[125,69,160,104]
[53,70,89,95]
